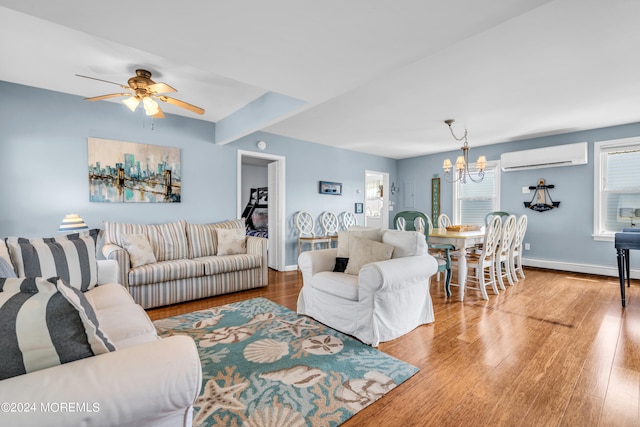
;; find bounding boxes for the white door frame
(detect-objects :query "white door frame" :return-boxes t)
[364,170,390,229]
[237,150,286,271]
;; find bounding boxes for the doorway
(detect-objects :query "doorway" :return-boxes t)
[238,150,286,271]
[364,170,390,229]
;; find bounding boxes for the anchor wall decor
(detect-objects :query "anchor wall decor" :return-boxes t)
[524,178,560,212]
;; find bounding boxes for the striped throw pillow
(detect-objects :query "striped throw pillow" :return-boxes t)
[0,277,115,380]
[55,279,116,355]
[6,229,99,291]
[0,258,16,278]
[0,239,13,271]
[104,220,188,262]
[187,219,246,258]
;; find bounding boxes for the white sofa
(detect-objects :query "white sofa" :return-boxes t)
[297,228,438,347]
[0,234,202,427]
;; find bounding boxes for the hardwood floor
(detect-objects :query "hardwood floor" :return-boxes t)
[146,267,640,427]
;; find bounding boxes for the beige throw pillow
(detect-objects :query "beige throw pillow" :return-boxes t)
[344,237,395,275]
[336,228,383,258]
[216,228,247,255]
[121,234,157,267]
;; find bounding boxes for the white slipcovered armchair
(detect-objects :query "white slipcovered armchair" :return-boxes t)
[297,229,438,346]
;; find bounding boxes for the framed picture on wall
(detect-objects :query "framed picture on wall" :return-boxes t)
[319,181,342,195]
[88,137,181,203]
[355,202,363,214]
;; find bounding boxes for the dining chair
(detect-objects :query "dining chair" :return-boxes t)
[452,215,502,300]
[393,211,432,236]
[295,211,331,256]
[438,213,452,229]
[485,211,510,225]
[495,214,517,290]
[320,211,339,247]
[341,211,357,230]
[429,241,456,298]
[509,215,528,281]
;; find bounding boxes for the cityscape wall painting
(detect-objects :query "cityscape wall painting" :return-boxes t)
[88,137,181,203]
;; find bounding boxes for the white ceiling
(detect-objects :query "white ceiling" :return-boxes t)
[1,0,639,159]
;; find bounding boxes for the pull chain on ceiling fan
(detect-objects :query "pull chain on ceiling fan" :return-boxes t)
[76,69,205,118]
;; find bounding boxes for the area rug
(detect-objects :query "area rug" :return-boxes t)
[154,297,418,427]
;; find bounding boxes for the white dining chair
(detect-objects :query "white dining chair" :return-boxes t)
[295,211,330,256]
[320,211,339,247]
[495,214,517,290]
[341,211,357,230]
[510,215,528,281]
[438,213,452,229]
[452,215,502,300]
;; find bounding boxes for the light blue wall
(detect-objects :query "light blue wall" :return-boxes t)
[225,131,397,265]
[397,123,640,272]
[0,81,397,267]
[2,80,635,271]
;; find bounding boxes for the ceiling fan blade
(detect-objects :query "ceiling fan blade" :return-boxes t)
[85,93,131,101]
[152,106,165,119]
[157,95,205,115]
[75,74,130,90]
[147,82,176,94]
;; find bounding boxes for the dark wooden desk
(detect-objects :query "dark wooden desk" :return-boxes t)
[615,228,640,307]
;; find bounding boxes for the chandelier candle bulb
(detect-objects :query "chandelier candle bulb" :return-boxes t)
[476,155,487,170]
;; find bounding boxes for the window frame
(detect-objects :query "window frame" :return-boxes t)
[452,160,501,225]
[593,136,640,241]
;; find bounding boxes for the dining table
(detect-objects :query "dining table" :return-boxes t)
[428,227,486,301]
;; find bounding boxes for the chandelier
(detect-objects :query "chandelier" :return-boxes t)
[442,119,486,184]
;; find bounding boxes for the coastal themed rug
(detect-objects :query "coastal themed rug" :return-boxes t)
[154,297,418,427]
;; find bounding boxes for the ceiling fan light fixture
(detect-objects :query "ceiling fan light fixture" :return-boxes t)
[142,96,159,116]
[123,96,139,112]
[77,69,205,118]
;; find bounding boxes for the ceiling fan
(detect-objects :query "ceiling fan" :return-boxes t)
[76,69,205,118]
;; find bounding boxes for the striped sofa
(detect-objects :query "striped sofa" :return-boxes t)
[102,219,268,309]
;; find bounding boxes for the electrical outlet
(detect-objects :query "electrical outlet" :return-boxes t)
[524,243,531,250]
[522,186,530,194]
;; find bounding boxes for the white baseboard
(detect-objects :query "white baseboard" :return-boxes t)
[284,259,639,279]
[523,257,640,280]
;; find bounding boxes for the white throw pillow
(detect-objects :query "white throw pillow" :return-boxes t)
[216,228,247,255]
[382,230,428,258]
[344,237,395,275]
[121,234,157,267]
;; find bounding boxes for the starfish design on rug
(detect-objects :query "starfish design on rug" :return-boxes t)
[193,378,248,426]
[269,317,319,337]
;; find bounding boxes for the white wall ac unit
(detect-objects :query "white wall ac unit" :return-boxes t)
[500,142,588,172]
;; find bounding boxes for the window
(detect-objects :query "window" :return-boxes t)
[453,161,501,225]
[594,137,640,240]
